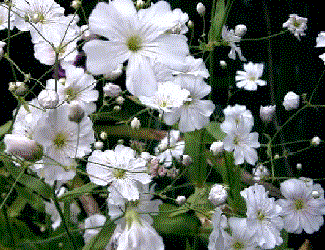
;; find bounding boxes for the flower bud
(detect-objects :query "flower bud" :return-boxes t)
[182,154,192,166]
[252,164,270,181]
[283,91,300,111]
[208,184,228,206]
[38,89,59,109]
[68,101,85,123]
[9,81,28,96]
[136,0,145,9]
[311,136,321,146]
[210,141,224,155]
[116,96,124,105]
[4,134,43,162]
[187,20,194,29]
[103,82,122,97]
[113,105,121,111]
[94,141,104,150]
[175,195,186,205]
[196,2,205,15]
[220,60,227,69]
[103,64,123,80]
[71,0,81,9]
[100,131,108,140]
[296,163,302,170]
[0,41,6,57]
[260,105,276,122]
[235,24,247,37]
[130,117,140,129]
[58,78,66,85]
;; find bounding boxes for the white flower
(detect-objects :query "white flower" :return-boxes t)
[163,75,215,132]
[209,184,228,206]
[316,32,325,48]
[311,136,321,146]
[208,207,227,250]
[94,141,104,150]
[234,24,247,37]
[130,117,140,130]
[117,213,164,250]
[4,134,43,162]
[46,64,98,114]
[223,217,258,250]
[252,164,270,181]
[176,195,186,205]
[0,3,15,30]
[139,81,190,113]
[277,178,325,234]
[155,130,185,168]
[283,14,307,40]
[210,141,224,155]
[172,55,210,79]
[235,62,266,91]
[220,104,254,133]
[241,184,284,249]
[33,104,94,184]
[38,89,59,109]
[83,214,106,243]
[12,0,65,43]
[83,0,189,97]
[283,91,299,111]
[166,8,189,35]
[196,2,205,15]
[86,145,151,200]
[222,26,246,61]
[103,82,122,97]
[260,105,276,122]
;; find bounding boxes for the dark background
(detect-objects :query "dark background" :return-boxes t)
[1,0,325,248]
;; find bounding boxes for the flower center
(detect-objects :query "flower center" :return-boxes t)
[26,12,46,24]
[293,20,301,28]
[233,241,245,249]
[65,87,78,101]
[294,199,305,210]
[233,135,240,145]
[127,35,142,52]
[249,76,257,81]
[113,169,127,179]
[53,133,67,149]
[257,210,265,221]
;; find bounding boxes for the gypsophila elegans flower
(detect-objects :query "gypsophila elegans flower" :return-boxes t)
[235,62,266,91]
[283,91,300,110]
[283,14,307,40]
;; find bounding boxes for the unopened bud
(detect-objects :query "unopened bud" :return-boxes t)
[38,89,59,109]
[210,141,224,155]
[4,134,43,162]
[311,136,321,146]
[182,154,192,166]
[283,91,300,111]
[68,101,85,123]
[113,105,121,111]
[116,96,124,105]
[58,78,66,85]
[208,184,228,206]
[71,0,81,9]
[103,64,123,80]
[94,141,104,150]
[130,117,140,129]
[100,131,108,140]
[235,24,247,37]
[9,81,28,96]
[0,41,6,57]
[196,2,205,15]
[136,0,145,9]
[187,20,194,29]
[274,154,280,159]
[175,195,186,205]
[260,105,276,122]
[103,82,122,97]
[296,163,302,170]
[117,139,124,145]
[220,60,227,69]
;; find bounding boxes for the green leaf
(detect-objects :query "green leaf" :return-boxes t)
[153,204,201,237]
[184,129,208,187]
[58,182,98,202]
[208,0,226,42]
[7,195,27,217]
[15,185,45,212]
[83,217,116,250]
[205,121,226,142]
[168,206,190,217]
[0,121,12,138]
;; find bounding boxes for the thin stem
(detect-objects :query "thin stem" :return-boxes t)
[241,30,289,42]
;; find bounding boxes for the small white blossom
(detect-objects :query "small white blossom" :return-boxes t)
[100,131,108,140]
[94,141,104,150]
[252,164,270,181]
[116,96,125,105]
[222,26,246,61]
[311,136,321,146]
[176,195,186,205]
[296,163,302,170]
[210,141,224,155]
[130,117,141,130]
[209,184,228,206]
[71,0,81,9]
[9,81,28,96]
[196,2,205,15]
[283,14,307,40]
[234,24,247,37]
[103,82,122,97]
[260,105,276,122]
[283,91,300,110]
[235,62,266,91]
[38,89,59,109]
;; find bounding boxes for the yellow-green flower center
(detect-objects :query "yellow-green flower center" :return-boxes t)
[53,133,67,149]
[65,87,78,102]
[233,241,245,249]
[26,12,46,24]
[127,35,142,52]
[257,210,265,221]
[294,199,304,210]
[113,169,127,179]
